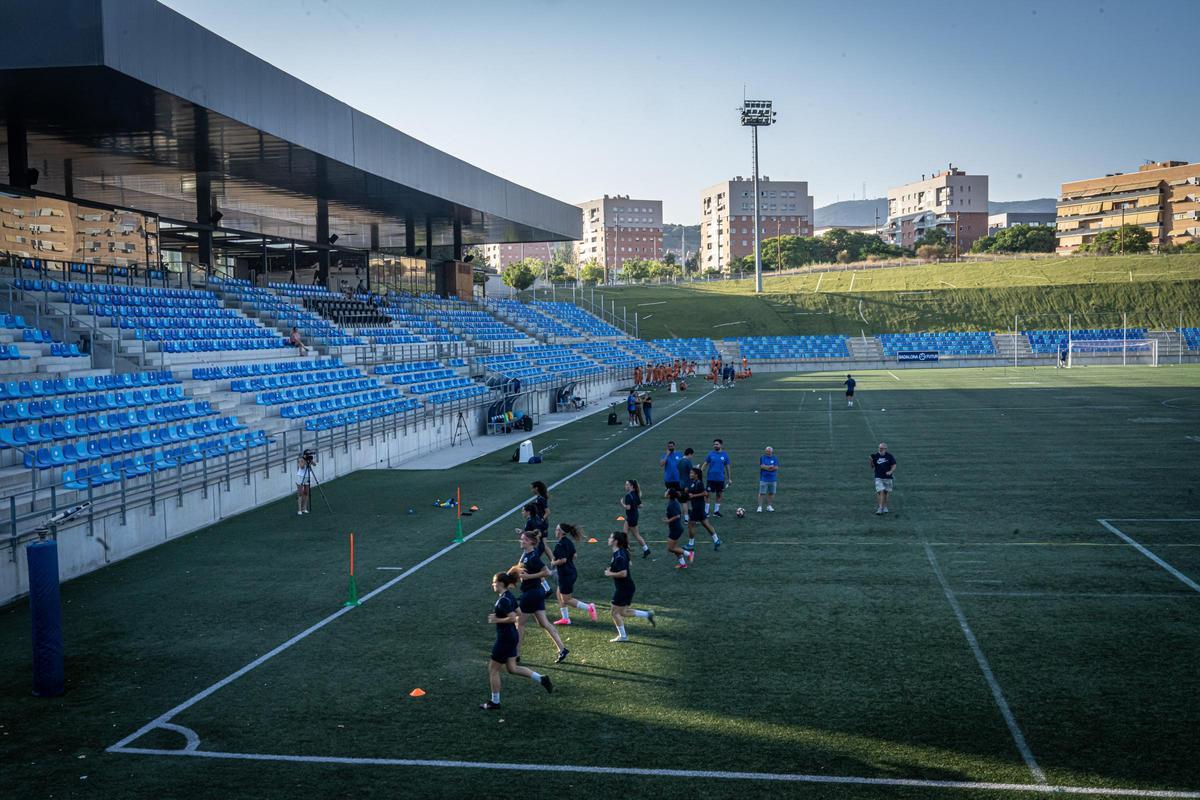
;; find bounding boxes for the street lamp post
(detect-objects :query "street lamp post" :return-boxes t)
[739,99,777,294]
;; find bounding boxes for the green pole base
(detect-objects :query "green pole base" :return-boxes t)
[453,518,464,544]
[343,575,360,607]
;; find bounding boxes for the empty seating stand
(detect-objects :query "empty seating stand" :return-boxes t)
[1178,328,1200,350]
[878,332,995,357]
[1024,328,1147,354]
[737,336,849,360]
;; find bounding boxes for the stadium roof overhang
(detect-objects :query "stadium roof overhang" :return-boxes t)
[0,0,581,255]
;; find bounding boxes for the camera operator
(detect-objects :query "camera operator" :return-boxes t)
[295,451,315,515]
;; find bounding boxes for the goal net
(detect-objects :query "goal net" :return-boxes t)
[1067,339,1158,367]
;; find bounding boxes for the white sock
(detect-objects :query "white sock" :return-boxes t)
[616,624,627,637]
[642,544,650,552]
[571,599,587,609]
[712,531,719,542]
[633,609,651,618]
[491,692,500,704]
[560,607,570,621]
[678,555,686,565]
[529,671,542,684]
[704,503,710,514]
[688,538,695,547]
[714,502,721,512]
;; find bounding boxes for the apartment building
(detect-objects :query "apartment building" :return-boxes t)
[699,177,814,273]
[884,166,988,251]
[1056,161,1200,253]
[986,212,1055,234]
[479,241,564,270]
[574,196,663,273]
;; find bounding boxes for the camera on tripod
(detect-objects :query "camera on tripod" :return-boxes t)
[302,449,317,465]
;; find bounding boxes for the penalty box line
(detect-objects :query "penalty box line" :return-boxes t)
[109,747,1200,798]
[1098,520,1200,594]
[107,389,719,754]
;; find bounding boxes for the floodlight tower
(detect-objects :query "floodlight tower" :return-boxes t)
[739,99,776,293]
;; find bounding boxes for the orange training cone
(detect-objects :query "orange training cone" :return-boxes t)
[616,516,625,522]
[409,688,426,697]
[587,537,598,543]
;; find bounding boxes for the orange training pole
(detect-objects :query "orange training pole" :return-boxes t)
[343,532,359,606]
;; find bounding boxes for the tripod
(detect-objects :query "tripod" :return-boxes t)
[299,460,335,515]
[451,410,474,447]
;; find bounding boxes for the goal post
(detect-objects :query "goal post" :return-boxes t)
[1067,338,1158,367]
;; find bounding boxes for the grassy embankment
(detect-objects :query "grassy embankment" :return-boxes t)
[589,254,1200,338]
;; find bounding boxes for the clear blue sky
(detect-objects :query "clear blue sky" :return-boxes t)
[161,0,1199,225]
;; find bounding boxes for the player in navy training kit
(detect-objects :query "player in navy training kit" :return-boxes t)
[677,448,695,521]
[519,502,555,597]
[622,479,650,558]
[703,439,732,517]
[685,466,721,551]
[660,440,683,497]
[604,530,656,642]
[665,489,693,568]
[515,530,569,662]
[551,522,598,625]
[482,571,553,710]
[844,374,856,407]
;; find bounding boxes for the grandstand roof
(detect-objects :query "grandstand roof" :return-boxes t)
[0,0,581,248]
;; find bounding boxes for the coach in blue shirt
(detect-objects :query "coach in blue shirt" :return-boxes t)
[660,440,683,493]
[756,446,778,513]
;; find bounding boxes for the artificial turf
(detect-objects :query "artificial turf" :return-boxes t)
[1,365,1199,800]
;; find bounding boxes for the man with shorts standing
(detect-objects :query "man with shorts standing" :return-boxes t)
[870,442,897,515]
[703,438,732,517]
[660,440,683,497]
[844,374,856,407]
[756,446,778,513]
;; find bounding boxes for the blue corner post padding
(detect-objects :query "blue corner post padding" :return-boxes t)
[27,539,65,697]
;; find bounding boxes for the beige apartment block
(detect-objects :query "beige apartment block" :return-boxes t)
[574,196,663,274]
[479,241,565,270]
[699,177,814,274]
[884,166,988,251]
[1057,161,1200,253]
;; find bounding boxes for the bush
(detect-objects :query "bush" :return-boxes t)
[917,244,948,262]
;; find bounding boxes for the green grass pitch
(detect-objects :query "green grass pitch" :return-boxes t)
[2,365,1199,799]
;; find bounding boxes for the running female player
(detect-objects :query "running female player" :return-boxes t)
[665,489,693,569]
[685,467,721,551]
[604,530,655,642]
[622,479,650,558]
[551,523,598,625]
[482,571,553,710]
[531,480,550,526]
[516,530,569,663]
[518,501,555,595]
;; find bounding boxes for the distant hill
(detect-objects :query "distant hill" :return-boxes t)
[814,197,1058,228]
[662,223,700,258]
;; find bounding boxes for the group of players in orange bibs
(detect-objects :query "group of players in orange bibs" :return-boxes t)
[633,360,697,389]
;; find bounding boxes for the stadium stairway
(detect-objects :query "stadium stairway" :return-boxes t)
[715,339,740,364]
[993,333,1037,364]
[1147,330,1186,360]
[846,335,884,362]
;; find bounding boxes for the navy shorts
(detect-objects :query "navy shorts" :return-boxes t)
[518,588,546,613]
[491,633,518,663]
[706,480,725,494]
[625,512,639,528]
[668,526,684,541]
[664,481,681,491]
[690,506,707,522]
[845,389,854,396]
[557,568,577,595]
[612,583,635,608]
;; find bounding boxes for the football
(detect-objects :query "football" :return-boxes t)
[735,507,746,518]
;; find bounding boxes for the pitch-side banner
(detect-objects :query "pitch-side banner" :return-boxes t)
[897,350,939,362]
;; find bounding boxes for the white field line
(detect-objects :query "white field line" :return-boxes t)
[375,567,406,571]
[108,390,718,753]
[1104,518,1200,523]
[958,591,1198,599]
[886,370,901,381]
[711,320,747,329]
[848,272,856,292]
[108,747,1200,798]
[813,273,824,293]
[637,301,667,306]
[923,544,1046,784]
[1098,519,1200,593]
[826,393,834,448]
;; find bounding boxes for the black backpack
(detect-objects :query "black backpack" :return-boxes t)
[607,411,619,425]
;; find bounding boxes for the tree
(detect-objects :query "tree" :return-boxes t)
[501,258,538,291]
[973,224,1056,254]
[917,244,948,262]
[663,251,677,266]
[618,258,653,282]
[1081,224,1152,255]
[578,260,605,285]
[648,260,679,280]
[914,227,950,248]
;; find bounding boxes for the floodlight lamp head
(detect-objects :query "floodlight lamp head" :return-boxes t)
[739,99,776,127]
